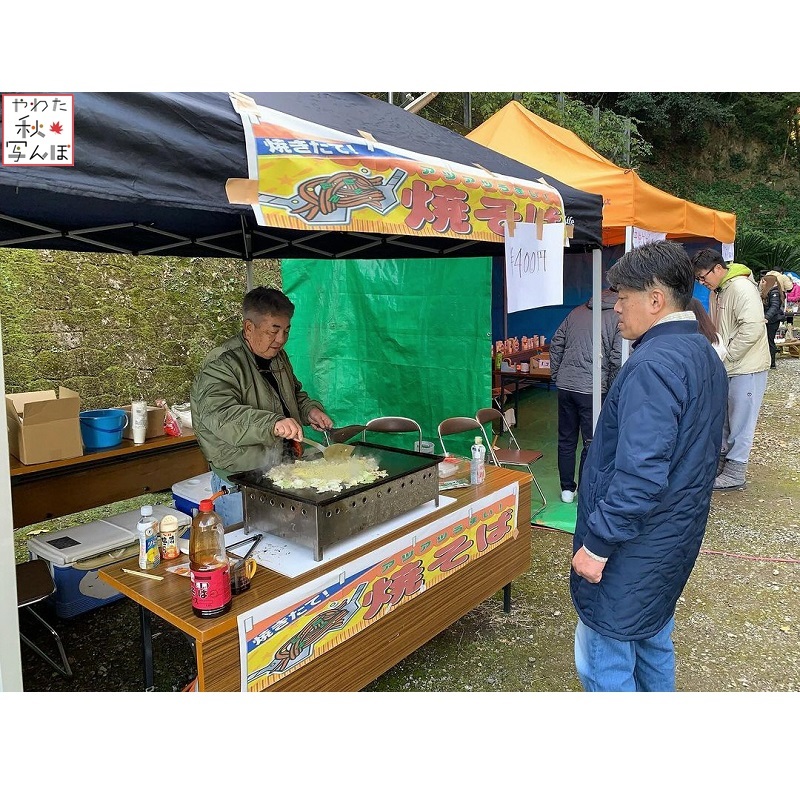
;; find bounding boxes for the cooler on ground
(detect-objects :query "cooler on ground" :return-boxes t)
[172,471,213,517]
[26,504,192,618]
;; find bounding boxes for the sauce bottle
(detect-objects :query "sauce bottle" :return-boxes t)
[189,499,231,618]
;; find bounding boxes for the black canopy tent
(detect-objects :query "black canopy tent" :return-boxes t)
[0,92,604,691]
[0,92,603,259]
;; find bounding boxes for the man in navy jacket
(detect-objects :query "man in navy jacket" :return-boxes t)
[570,240,727,691]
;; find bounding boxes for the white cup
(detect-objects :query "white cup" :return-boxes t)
[131,399,148,445]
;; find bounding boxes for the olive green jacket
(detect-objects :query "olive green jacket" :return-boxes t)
[190,332,324,479]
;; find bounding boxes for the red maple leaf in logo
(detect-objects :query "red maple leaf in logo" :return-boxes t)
[49,121,63,134]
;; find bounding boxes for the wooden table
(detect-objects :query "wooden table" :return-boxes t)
[776,339,800,358]
[10,433,209,528]
[99,466,532,692]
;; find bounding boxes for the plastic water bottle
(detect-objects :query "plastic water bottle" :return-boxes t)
[470,436,486,485]
[137,505,161,570]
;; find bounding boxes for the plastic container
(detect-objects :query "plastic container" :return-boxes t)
[26,521,137,618]
[159,514,181,561]
[172,472,214,517]
[131,399,148,445]
[79,408,128,451]
[470,437,486,485]
[25,505,191,618]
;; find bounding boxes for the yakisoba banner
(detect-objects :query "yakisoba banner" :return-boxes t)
[237,484,519,692]
[227,92,565,244]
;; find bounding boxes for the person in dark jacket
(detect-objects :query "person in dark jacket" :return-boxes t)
[548,289,622,503]
[191,287,333,527]
[759,273,785,369]
[570,240,727,692]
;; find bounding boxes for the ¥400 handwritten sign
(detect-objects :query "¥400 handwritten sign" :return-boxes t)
[508,245,548,277]
[504,221,564,313]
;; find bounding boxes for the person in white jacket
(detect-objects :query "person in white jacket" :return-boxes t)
[692,250,771,491]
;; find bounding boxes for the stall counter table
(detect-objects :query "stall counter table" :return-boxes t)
[99,465,533,692]
[10,433,209,528]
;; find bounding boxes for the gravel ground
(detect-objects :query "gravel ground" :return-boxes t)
[16,357,800,693]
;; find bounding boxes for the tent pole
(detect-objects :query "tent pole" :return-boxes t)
[620,226,634,366]
[592,248,602,432]
[503,257,508,340]
[246,261,253,292]
[0,318,24,691]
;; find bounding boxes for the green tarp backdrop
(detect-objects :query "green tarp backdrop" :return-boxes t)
[281,257,492,454]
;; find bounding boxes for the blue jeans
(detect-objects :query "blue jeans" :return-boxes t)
[210,473,244,530]
[574,617,676,692]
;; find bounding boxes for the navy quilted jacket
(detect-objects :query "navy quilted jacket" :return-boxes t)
[570,319,728,640]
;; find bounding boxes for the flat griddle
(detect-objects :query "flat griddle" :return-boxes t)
[228,442,443,561]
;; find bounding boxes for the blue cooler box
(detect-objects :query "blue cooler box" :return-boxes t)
[172,471,213,517]
[26,504,192,618]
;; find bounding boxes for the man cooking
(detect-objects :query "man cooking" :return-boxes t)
[190,286,333,527]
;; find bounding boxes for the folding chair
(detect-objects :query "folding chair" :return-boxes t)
[436,415,485,457]
[364,416,423,451]
[437,414,515,613]
[475,406,547,520]
[16,559,73,678]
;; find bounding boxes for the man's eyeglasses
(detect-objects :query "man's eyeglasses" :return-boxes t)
[695,266,716,284]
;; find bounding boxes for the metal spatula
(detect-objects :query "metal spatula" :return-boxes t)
[302,437,355,461]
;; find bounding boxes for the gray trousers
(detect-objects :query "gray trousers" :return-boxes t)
[721,371,768,463]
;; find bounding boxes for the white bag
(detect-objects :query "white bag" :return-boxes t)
[171,402,193,430]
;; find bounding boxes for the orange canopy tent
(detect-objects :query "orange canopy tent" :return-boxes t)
[467,101,736,247]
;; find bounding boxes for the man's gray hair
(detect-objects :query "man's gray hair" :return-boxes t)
[242,286,295,321]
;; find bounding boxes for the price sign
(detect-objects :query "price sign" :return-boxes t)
[504,221,564,313]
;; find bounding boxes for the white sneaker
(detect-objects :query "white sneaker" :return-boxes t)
[561,490,575,503]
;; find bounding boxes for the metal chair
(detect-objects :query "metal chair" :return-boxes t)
[475,406,547,520]
[436,416,486,458]
[364,416,423,451]
[16,559,73,678]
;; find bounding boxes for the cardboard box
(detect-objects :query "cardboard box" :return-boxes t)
[530,357,550,370]
[118,404,167,440]
[6,386,83,465]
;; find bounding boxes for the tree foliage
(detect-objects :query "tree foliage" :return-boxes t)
[369,92,652,167]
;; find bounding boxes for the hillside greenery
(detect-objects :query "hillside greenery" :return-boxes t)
[3,92,800,410]
[390,91,800,251]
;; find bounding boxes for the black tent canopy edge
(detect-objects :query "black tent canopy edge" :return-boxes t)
[0,92,603,260]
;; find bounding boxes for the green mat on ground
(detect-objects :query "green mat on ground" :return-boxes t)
[503,384,576,535]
